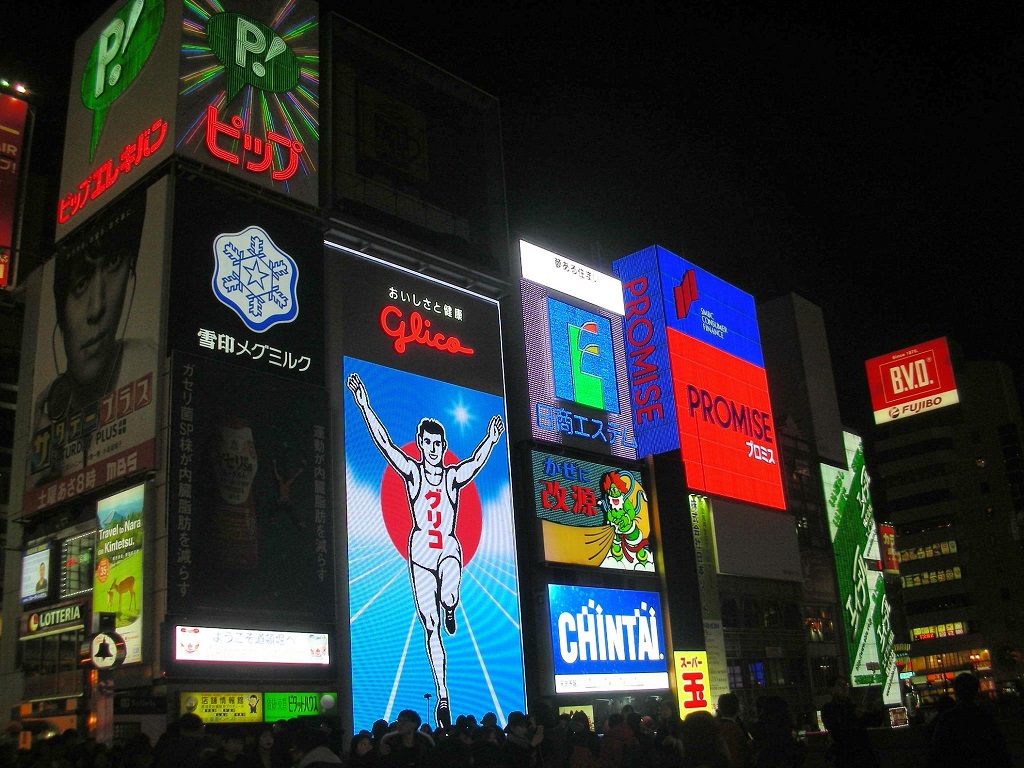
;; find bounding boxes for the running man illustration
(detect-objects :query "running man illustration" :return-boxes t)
[346,372,506,729]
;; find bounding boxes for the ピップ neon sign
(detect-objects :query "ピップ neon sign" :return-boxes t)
[205,106,303,181]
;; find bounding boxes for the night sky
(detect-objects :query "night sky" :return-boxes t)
[5,1,1022,431]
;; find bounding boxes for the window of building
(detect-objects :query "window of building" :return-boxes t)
[722,598,740,628]
[728,664,744,690]
[748,661,766,687]
[60,531,96,599]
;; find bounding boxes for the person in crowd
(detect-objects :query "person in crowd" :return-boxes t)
[599,713,637,768]
[927,672,1010,768]
[750,697,803,768]
[679,711,730,768]
[820,676,879,768]
[564,711,600,768]
[203,731,246,768]
[377,710,433,767]
[625,712,656,768]
[504,711,542,768]
[288,728,340,768]
[242,728,282,768]
[348,731,378,768]
[715,693,752,768]
[152,714,210,768]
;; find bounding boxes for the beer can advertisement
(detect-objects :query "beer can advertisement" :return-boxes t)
[547,584,669,693]
[93,483,145,664]
[26,179,169,516]
[531,450,655,571]
[167,352,333,619]
[338,253,525,730]
[865,337,959,424]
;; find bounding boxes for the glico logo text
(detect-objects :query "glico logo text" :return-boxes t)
[685,385,773,443]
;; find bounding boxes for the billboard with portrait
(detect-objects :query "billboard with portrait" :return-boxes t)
[865,337,959,425]
[167,352,333,620]
[175,0,320,207]
[93,483,145,664]
[328,15,507,272]
[531,450,654,572]
[820,432,899,703]
[168,176,324,383]
[547,584,669,693]
[26,179,169,516]
[520,241,636,460]
[20,544,53,604]
[336,250,525,730]
[57,0,181,238]
[613,245,785,509]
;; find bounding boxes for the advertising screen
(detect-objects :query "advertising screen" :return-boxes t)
[879,524,899,575]
[60,531,97,599]
[174,626,329,665]
[531,450,654,572]
[180,692,263,723]
[865,337,959,424]
[93,483,145,664]
[329,16,506,272]
[520,241,636,460]
[26,178,169,516]
[548,584,668,693]
[175,0,319,207]
[821,432,900,703]
[21,544,52,604]
[57,0,180,238]
[0,94,29,288]
[337,251,525,730]
[613,245,785,509]
[167,352,333,619]
[168,176,325,383]
[263,692,338,722]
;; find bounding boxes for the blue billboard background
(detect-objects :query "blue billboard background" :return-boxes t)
[345,356,525,728]
[548,584,668,690]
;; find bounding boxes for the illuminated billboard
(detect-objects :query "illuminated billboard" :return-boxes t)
[821,432,900,703]
[181,692,263,723]
[613,245,785,509]
[20,544,52,604]
[879,524,899,575]
[176,0,319,207]
[168,176,325,383]
[167,352,333,619]
[57,0,180,238]
[687,496,728,699]
[174,626,329,665]
[520,241,636,460]
[329,16,506,271]
[0,94,29,288]
[336,251,525,730]
[865,337,959,424]
[548,584,668,693]
[673,650,713,717]
[531,450,654,571]
[93,483,145,664]
[26,179,169,516]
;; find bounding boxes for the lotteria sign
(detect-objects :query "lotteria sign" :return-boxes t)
[19,600,88,639]
[865,338,959,424]
[548,584,668,693]
[612,245,785,509]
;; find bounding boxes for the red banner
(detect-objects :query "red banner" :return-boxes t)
[0,94,29,288]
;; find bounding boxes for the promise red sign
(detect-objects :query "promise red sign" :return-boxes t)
[865,338,959,424]
[0,94,29,288]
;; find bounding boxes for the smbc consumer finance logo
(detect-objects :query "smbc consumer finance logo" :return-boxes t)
[81,0,164,161]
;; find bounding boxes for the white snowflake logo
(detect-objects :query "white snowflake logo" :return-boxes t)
[211,225,299,333]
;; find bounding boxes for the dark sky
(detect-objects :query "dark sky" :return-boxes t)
[5,1,1022,431]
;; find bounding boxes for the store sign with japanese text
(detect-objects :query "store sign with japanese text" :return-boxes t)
[820,432,900,703]
[673,650,713,717]
[613,245,784,509]
[174,626,330,665]
[688,495,729,700]
[167,352,332,620]
[168,176,324,383]
[263,692,338,722]
[334,250,525,730]
[57,0,179,237]
[19,599,89,640]
[93,484,145,664]
[548,584,669,693]
[531,450,654,572]
[26,179,168,515]
[180,692,263,723]
[520,240,637,460]
[176,0,319,206]
[879,523,899,575]
[0,94,29,288]
[865,337,959,424]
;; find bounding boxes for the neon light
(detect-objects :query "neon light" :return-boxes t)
[379,305,475,356]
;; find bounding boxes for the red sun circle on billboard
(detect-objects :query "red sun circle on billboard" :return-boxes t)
[379,442,483,565]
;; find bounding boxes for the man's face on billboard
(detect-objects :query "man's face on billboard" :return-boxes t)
[418,430,445,468]
[61,247,132,392]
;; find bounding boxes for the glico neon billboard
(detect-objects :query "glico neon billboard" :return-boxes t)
[865,337,959,425]
[612,246,785,510]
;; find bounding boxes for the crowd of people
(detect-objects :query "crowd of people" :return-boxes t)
[0,673,1014,768]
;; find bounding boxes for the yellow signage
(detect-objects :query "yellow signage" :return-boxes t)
[180,692,263,723]
[673,650,713,718]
